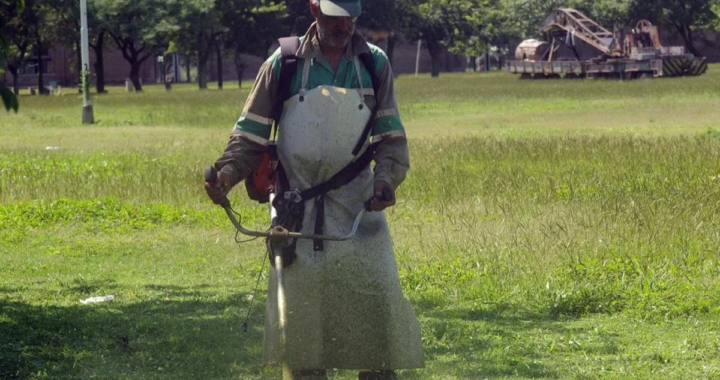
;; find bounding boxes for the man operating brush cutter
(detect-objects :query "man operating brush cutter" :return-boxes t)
[205,1,423,378]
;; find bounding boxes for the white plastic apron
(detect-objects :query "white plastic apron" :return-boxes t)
[262,58,423,370]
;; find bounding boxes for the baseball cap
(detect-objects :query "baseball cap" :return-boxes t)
[319,0,361,18]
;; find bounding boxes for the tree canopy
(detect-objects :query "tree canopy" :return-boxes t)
[630,0,719,55]
[1,0,718,86]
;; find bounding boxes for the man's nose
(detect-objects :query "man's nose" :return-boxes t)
[332,17,354,31]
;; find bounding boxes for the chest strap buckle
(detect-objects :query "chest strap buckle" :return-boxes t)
[284,189,303,204]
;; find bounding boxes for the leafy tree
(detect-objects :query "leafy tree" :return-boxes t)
[407,0,503,77]
[630,0,719,56]
[83,0,110,93]
[503,0,632,41]
[0,0,72,96]
[1,0,32,96]
[89,10,109,93]
[1,0,24,112]
[713,1,720,31]
[446,0,503,57]
[406,0,449,77]
[18,0,51,94]
[96,0,169,91]
[283,0,314,35]
[218,0,289,87]
[165,0,225,90]
[247,1,290,58]
[43,0,84,93]
[586,0,634,28]
[495,0,556,41]
[360,0,417,66]
[36,0,109,93]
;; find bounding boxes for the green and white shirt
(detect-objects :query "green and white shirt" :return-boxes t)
[217,23,409,190]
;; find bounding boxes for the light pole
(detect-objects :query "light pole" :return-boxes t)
[80,0,94,124]
[415,39,422,77]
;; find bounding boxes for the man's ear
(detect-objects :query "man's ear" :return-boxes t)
[309,0,320,18]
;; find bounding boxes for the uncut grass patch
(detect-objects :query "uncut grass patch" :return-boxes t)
[395,135,720,320]
[3,69,720,379]
[3,135,720,322]
[3,65,720,135]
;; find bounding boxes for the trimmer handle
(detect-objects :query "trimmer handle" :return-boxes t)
[364,200,372,212]
[205,165,230,208]
[363,186,394,212]
[205,165,218,184]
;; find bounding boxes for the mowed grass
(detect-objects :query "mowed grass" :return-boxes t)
[2,67,720,379]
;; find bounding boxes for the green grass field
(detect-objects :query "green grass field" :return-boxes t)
[2,67,720,379]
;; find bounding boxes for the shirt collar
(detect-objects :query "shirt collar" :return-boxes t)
[297,22,371,61]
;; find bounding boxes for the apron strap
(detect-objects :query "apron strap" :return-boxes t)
[351,52,380,156]
[299,57,311,102]
[307,145,375,251]
[353,57,366,109]
[273,50,380,252]
[274,145,376,253]
[300,143,376,201]
[313,194,325,251]
[273,37,301,128]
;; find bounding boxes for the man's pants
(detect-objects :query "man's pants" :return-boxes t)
[292,370,397,380]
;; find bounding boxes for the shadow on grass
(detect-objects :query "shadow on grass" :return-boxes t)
[2,286,603,379]
[0,286,268,380]
[415,305,569,379]
[66,277,118,295]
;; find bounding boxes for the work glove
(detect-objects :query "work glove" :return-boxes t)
[205,170,231,205]
[370,180,396,211]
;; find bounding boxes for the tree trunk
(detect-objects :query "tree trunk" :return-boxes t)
[109,33,151,92]
[186,55,191,83]
[37,59,45,94]
[429,48,441,78]
[36,39,46,95]
[675,23,700,57]
[7,63,20,96]
[485,48,490,72]
[130,62,142,91]
[9,66,20,95]
[197,51,208,90]
[234,48,245,88]
[386,34,397,68]
[425,38,442,78]
[216,44,223,90]
[92,30,107,93]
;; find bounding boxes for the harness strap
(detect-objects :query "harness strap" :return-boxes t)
[313,194,325,251]
[304,145,376,251]
[351,52,380,156]
[273,37,301,127]
[271,37,381,253]
[300,144,376,201]
[272,161,303,261]
[274,144,377,252]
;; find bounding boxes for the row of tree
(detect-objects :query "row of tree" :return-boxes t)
[1,0,719,95]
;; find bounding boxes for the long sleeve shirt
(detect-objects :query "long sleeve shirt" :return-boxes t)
[215,23,409,191]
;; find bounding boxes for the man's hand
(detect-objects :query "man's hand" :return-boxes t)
[370,180,396,211]
[205,170,231,205]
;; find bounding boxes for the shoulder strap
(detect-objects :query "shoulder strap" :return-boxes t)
[358,52,379,97]
[352,51,379,156]
[272,37,301,131]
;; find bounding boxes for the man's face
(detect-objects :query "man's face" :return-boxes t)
[315,11,357,49]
